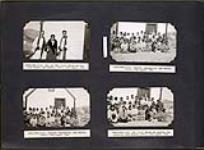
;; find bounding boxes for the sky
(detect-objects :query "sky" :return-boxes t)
[23,88,90,108]
[108,87,173,102]
[116,22,176,35]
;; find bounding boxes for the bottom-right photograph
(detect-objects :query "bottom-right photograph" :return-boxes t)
[107,87,174,127]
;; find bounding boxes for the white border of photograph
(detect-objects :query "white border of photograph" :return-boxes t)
[23,87,91,138]
[107,87,174,127]
[110,22,177,63]
[108,21,177,73]
[23,20,90,71]
[107,87,174,137]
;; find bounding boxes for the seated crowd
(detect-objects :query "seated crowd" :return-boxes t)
[23,105,78,128]
[111,31,169,53]
[107,95,166,123]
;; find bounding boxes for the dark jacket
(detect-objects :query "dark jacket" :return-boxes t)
[47,39,57,53]
[46,39,58,60]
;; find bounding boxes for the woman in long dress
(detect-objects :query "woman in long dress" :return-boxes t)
[46,34,58,61]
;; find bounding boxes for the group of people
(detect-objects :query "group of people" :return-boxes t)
[111,31,169,53]
[107,95,166,124]
[29,30,68,60]
[23,105,79,128]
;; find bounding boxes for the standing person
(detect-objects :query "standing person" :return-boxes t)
[130,33,135,42]
[30,31,47,60]
[129,38,137,52]
[156,32,162,42]
[46,34,58,60]
[119,105,128,122]
[30,115,38,127]
[37,115,46,127]
[140,30,145,41]
[131,105,139,121]
[120,39,129,53]
[151,35,158,52]
[58,30,68,60]
[145,107,151,121]
[70,108,79,127]
[108,105,118,123]
[135,32,140,43]
[156,99,165,113]
[127,104,133,121]
[112,37,121,52]
[119,32,124,41]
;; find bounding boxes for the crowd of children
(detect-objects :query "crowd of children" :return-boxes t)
[107,95,166,124]
[23,105,79,128]
[111,31,169,53]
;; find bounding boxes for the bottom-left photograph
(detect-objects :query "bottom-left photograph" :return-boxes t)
[23,88,90,138]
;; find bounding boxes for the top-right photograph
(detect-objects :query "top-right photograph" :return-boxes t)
[110,22,177,63]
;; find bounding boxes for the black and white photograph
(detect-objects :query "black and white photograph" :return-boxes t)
[23,21,90,70]
[107,87,174,127]
[23,88,90,129]
[110,22,177,63]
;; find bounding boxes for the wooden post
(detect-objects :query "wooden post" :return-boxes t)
[159,87,163,100]
[65,89,77,118]
[24,88,36,110]
[165,23,168,36]
[40,21,43,32]
[115,22,118,36]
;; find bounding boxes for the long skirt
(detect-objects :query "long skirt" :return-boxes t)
[46,48,57,61]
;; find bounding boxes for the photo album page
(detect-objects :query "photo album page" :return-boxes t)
[1,1,204,150]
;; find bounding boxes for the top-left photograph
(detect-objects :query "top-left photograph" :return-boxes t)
[23,21,90,70]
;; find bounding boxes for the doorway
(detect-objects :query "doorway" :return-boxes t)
[54,98,66,109]
[137,88,150,98]
[145,23,157,34]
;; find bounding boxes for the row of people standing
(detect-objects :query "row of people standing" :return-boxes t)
[29,30,68,60]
